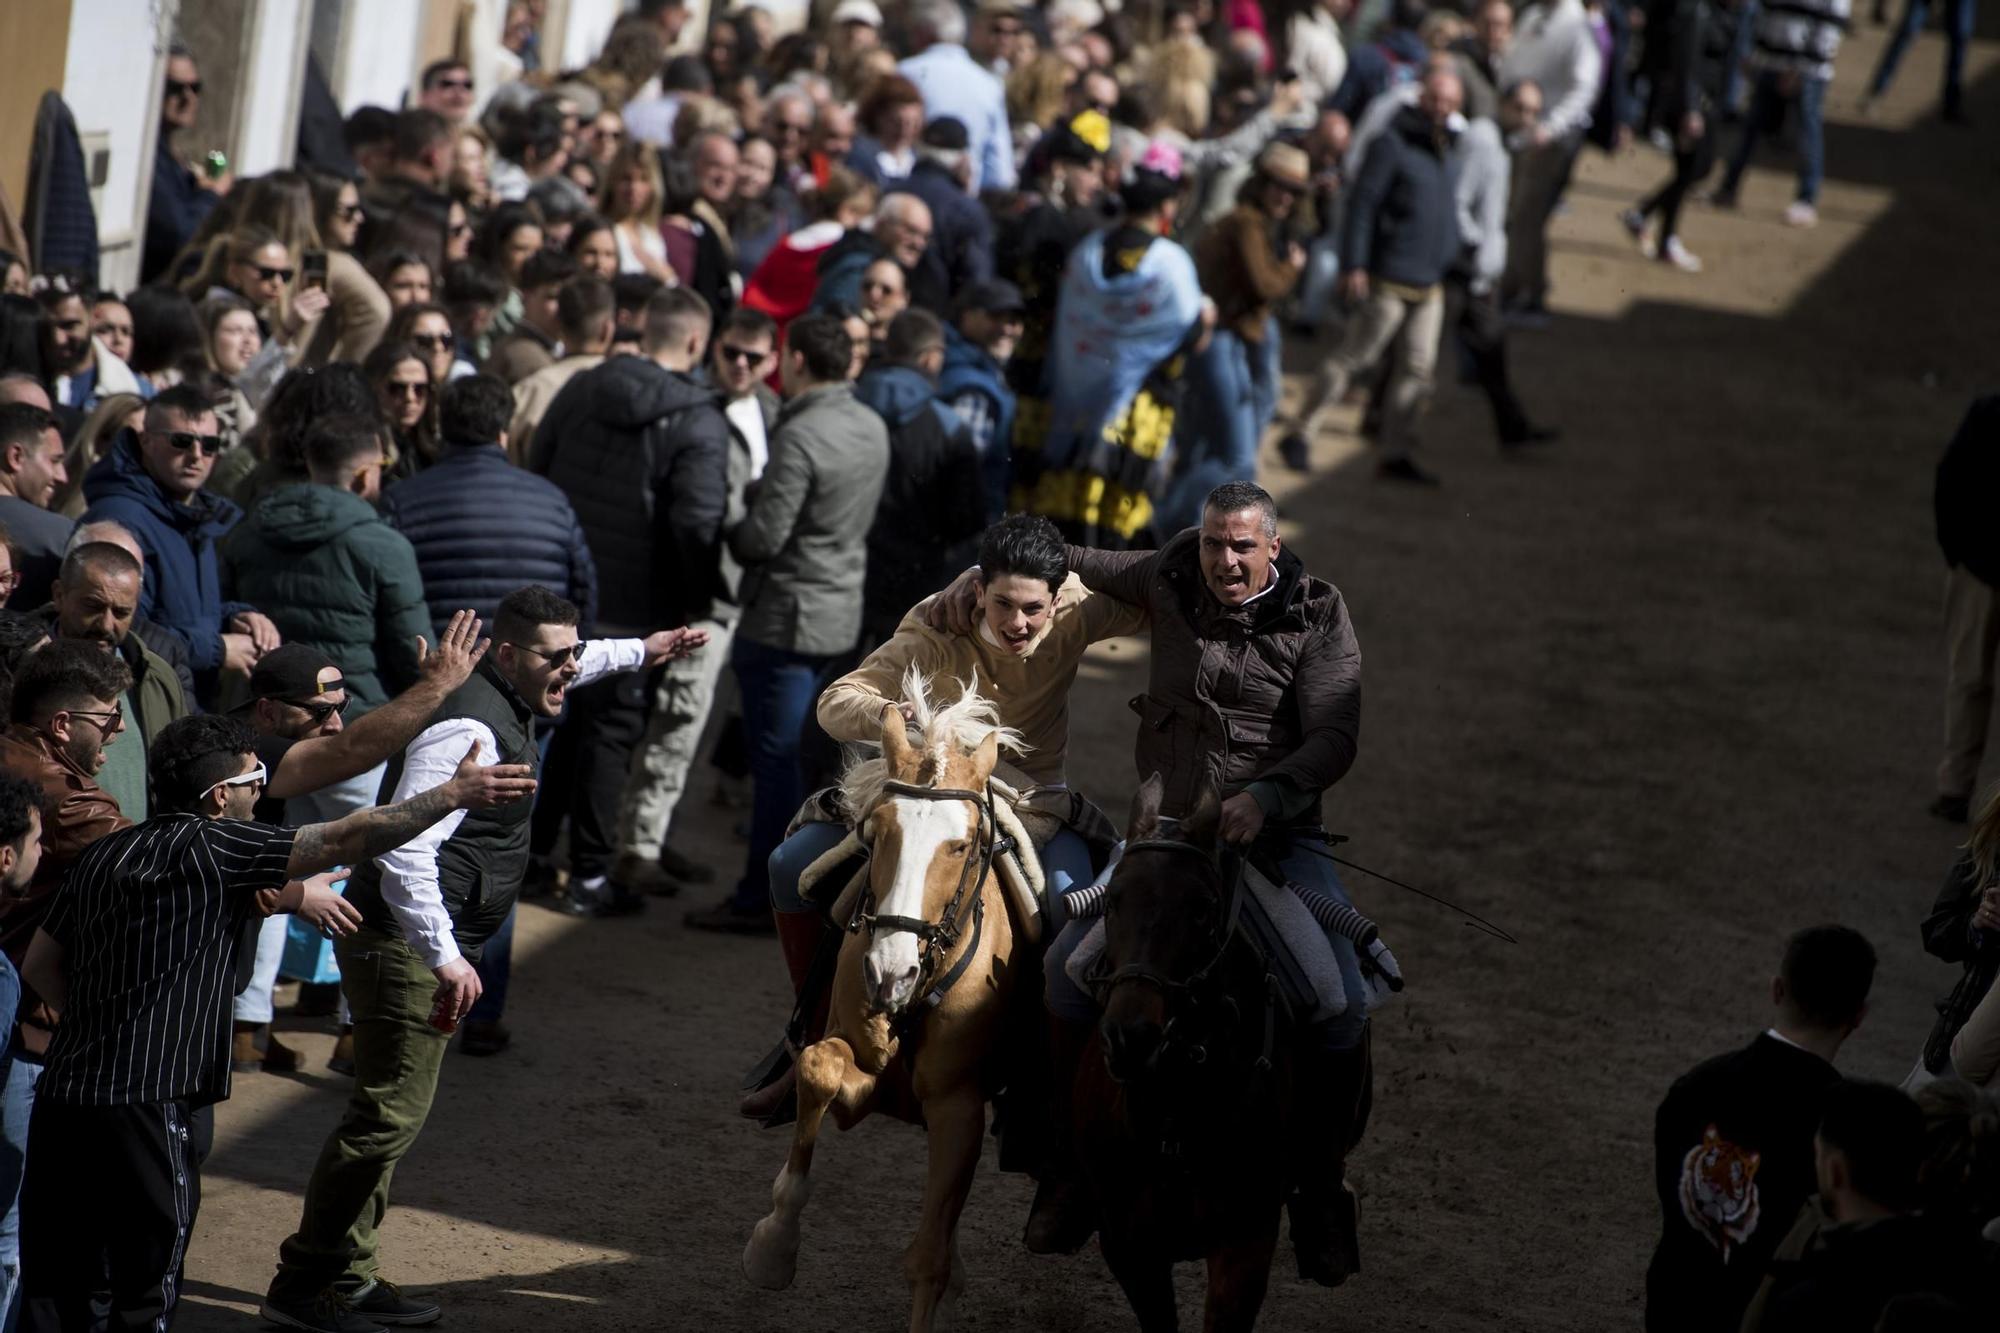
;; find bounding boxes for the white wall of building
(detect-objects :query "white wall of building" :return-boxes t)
[549,0,624,72]
[234,0,314,176]
[63,0,175,291]
[325,0,427,113]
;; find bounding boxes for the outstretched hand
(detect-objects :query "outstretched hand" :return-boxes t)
[416,610,490,692]
[922,568,982,636]
[644,626,710,667]
[447,740,538,808]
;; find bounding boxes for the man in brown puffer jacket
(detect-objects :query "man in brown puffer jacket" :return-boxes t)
[999,480,1372,1283]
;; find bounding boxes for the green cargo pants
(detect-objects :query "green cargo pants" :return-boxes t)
[268,926,450,1300]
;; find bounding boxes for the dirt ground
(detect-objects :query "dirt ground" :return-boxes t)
[179,26,2000,1333]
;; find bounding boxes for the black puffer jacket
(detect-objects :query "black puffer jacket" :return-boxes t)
[1342,107,1461,290]
[530,356,730,628]
[380,442,598,636]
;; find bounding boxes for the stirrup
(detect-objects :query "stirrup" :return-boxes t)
[740,1034,796,1094]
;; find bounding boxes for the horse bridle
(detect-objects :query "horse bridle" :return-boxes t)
[847,780,1015,1023]
[1092,837,1242,1007]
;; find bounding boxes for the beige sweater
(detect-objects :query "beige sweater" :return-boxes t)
[816,574,1146,788]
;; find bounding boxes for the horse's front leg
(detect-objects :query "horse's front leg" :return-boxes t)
[1202,1223,1279,1333]
[743,1036,875,1289]
[1100,1224,1181,1333]
[904,1087,984,1333]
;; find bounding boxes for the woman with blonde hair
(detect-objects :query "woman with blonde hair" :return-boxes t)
[1007,54,1077,141]
[178,224,330,411]
[301,170,391,365]
[194,292,265,497]
[601,141,676,282]
[59,392,147,517]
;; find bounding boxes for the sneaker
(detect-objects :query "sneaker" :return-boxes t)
[1376,457,1442,486]
[1277,431,1312,473]
[610,853,683,898]
[684,898,777,935]
[1930,794,1972,825]
[560,878,648,918]
[328,1026,356,1077]
[341,1279,440,1327]
[1618,208,1647,244]
[1660,237,1704,272]
[1783,201,1819,228]
[259,1289,388,1333]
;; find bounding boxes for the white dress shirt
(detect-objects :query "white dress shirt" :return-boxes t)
[375,638,648,969]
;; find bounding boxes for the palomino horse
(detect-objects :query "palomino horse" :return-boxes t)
[743,675,1029,1333]
[1076,774,1321,1333]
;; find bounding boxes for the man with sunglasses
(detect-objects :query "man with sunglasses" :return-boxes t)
[416,60,475,129]
[80,384,278,707]
[142,43,229,284]
[16,712,529,1333]
[263,586,699,1331]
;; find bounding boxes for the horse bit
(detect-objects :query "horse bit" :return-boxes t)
[848,780,1016,1024]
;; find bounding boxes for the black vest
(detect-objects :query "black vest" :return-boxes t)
[346,660,537,961]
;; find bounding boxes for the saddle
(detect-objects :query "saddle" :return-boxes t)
[1064,852,1405,1024]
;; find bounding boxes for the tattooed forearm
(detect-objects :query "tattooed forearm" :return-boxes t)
[286,781,460,877]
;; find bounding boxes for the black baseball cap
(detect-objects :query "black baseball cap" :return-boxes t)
[955,278,1026,316]
[242,644,344,705]
[921,116,971,152]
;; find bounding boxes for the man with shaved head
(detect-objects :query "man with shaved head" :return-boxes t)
[61,521,197,704]
[1278,65,1469,486]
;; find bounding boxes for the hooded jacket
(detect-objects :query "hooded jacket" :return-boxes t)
[810,227,887,314]
[937,324,1017,519]
[381,442,598,637]
[853,364,985,640]
[531,355,732,629]
[221,483,431,713]
[80,434,254,680]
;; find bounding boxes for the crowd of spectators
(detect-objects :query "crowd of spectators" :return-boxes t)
[0,0,1983,1326]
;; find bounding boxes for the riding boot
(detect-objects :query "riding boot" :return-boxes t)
[1288,1026,1373,1287]
[775,909,827,993]
[1023,1016,1098,1255]
[739,914,837,1123]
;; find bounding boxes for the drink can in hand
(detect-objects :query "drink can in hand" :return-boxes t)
[429,993,459,1034]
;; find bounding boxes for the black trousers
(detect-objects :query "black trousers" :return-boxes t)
[536,668,656,881]
[1636,128,1717,247]
[20,1097,206,1332]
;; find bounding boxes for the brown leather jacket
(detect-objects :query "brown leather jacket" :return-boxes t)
[0,724,130,1055]
[1069,531,1361,821]
[1194,203,1303,344]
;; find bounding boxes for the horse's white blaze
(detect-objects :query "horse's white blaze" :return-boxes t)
[864,797,970,1014]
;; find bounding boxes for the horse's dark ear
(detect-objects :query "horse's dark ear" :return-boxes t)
[1182,779,1221,850]
[1128,772,1164,840]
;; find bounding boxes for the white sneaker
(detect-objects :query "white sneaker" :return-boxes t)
[1660,237,1704,272]
[1783,201,1819,228]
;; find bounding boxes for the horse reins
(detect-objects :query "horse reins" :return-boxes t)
[1092,838,1242,1005]
[848,780,1016,1024]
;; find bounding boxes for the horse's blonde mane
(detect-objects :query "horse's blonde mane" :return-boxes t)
[839,667,1026,817]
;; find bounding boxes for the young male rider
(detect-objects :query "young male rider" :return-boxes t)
[742,513,1144,1117]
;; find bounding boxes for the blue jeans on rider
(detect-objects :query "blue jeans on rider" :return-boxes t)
[769,821,1096,923]
[732,638,835,915]
[1159,321,1280,535]
[1044,833,1368,1052]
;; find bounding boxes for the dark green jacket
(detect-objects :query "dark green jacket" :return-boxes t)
[345,660,535,961]
[221,483,431,713]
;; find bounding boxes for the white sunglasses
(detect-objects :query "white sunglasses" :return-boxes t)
[205,762,268,801]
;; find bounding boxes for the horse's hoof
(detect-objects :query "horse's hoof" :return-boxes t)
[743,1218,800,1290]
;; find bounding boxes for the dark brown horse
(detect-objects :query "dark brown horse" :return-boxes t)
[1074,775,1331,1333]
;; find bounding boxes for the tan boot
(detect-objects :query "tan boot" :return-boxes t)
[262,1029,302,1073]
[231,1021,266,1073]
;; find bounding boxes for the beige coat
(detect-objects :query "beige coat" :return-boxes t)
[816,573,1147,789]
[509,353,605,465]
